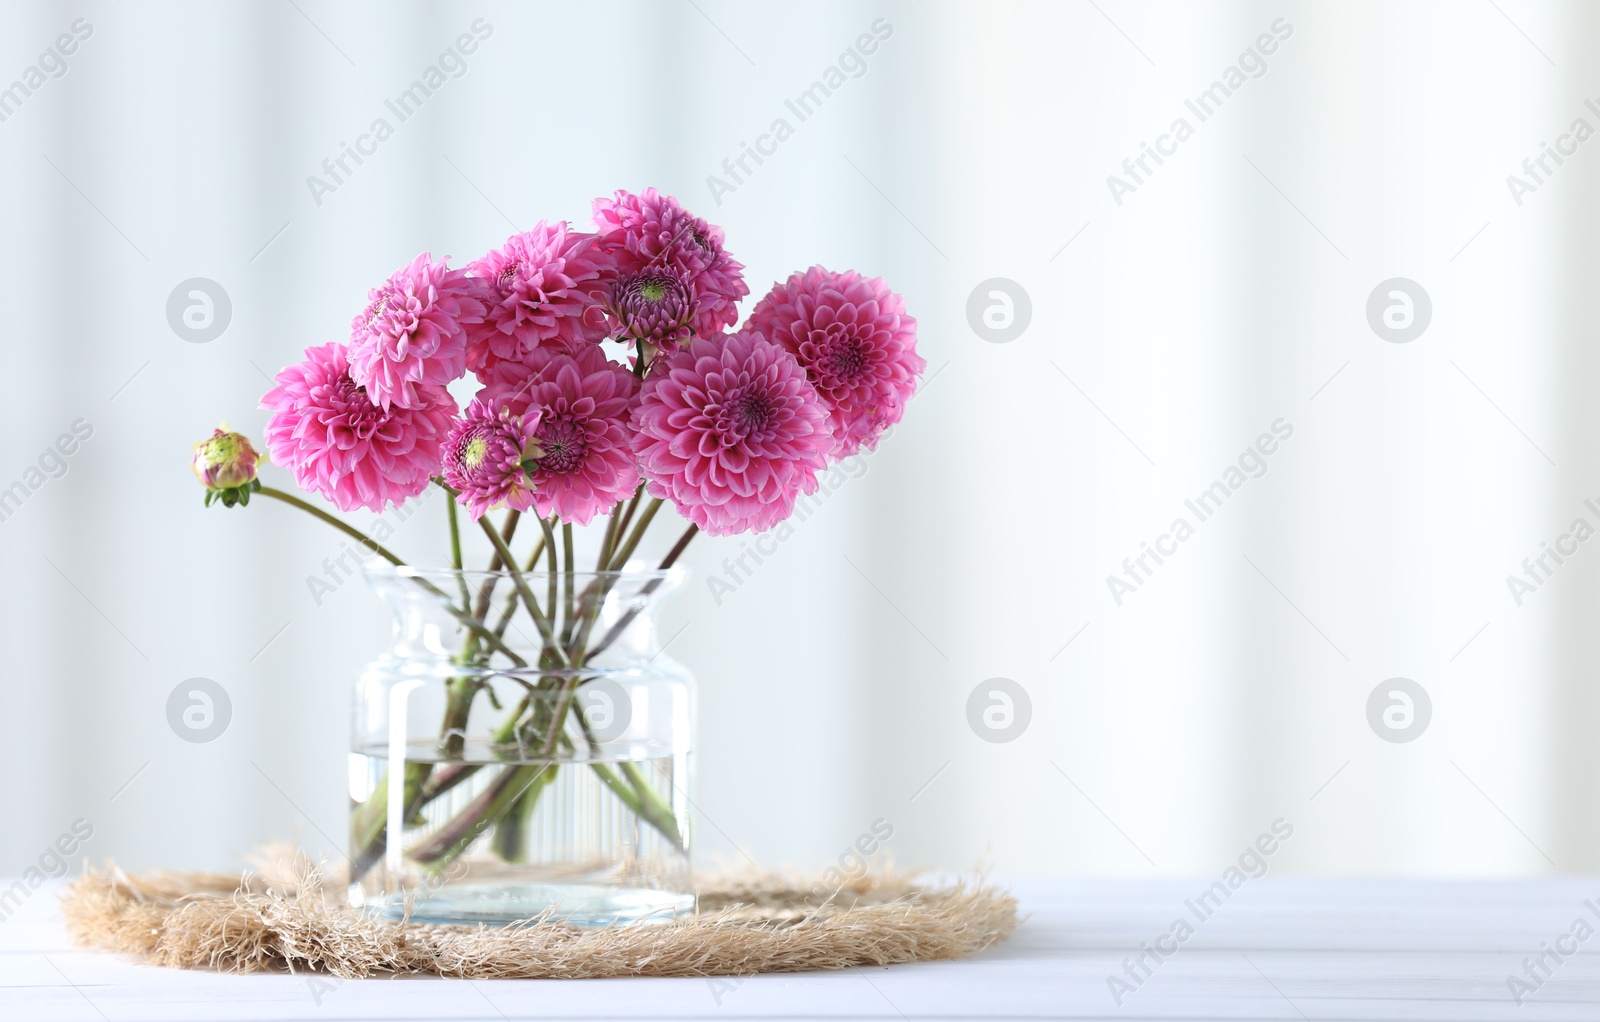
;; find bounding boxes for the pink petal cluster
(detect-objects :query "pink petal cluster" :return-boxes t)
[261,343,455,512]
[249,190,922,542]
[476,346,639,526]
[747,266,922,458]
[466,222,611,376]
[348,253,485,411]
[592,188,748,338]
[442,400,543,521]
[631,330,831,536]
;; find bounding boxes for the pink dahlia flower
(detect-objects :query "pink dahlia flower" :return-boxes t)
[466,223,611,376]
[608,268,695,351]
[631,330,831,536]
[261,343,455,512]
[348,252,484,410]
[746,266,923,458]
[442,400,543,520]
[475,346,639,525]
[592,188,748,338]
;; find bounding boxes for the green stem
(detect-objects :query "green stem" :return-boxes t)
[486,533,547,646]
[492,692,532,745]
[415,685,533,839]
[498,508,523,550]
[450,508,522,661]
[564,505,625,663]
[478,516,570,669]
[620,760,685,849]
[587,761,679,843]
[418,763,477,803]
[407,763,557,868]
[573,701,686,853]
[584,524,698,664]
[348,759,431,882]
[539,515,559,662]
[561,522,576,646]
[597,501,623,573]
[257,485,408,568]
[443,510,522,751]
[492,780,543,863]
[445,492,471,611]
[607,497,663,571]
[612,488,643,547]
[540,680,581,757]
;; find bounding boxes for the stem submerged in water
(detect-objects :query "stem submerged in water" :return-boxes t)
[408,763,558,869]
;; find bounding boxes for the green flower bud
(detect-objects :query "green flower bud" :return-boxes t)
[192,426,261,507]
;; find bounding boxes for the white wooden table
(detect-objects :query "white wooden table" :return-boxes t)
[4,878,1599,1020]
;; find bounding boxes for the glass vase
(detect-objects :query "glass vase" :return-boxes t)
[346,564,694,926]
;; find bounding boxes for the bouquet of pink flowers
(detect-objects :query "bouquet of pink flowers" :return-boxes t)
[192,188,920,893]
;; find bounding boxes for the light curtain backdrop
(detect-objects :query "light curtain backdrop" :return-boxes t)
[0,0,1594,878]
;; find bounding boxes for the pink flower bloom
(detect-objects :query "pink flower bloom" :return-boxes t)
[466,223,612,376]
[261,343,455,512]
[631,330,831,536]
[348,252,484,410]
[476,346,639,525]
[442,400,543,520]
[746,266,922,458]
[592,188,748,338]
[608,268,695,351]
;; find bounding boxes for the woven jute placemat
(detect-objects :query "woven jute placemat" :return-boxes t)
[61,854,1017,979]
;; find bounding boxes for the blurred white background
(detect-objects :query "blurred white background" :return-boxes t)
[1,0,1596,880]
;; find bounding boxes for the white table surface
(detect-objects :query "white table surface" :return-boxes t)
[5,877,1600,1021]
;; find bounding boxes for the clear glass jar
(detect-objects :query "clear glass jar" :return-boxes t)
[347,564,693,926]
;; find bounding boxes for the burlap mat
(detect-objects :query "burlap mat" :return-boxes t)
[60,853,1017,979]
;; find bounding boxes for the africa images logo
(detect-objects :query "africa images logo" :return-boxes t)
[0,19,93,124]
[1104,19,1293,207]
[1107,419,1294,606]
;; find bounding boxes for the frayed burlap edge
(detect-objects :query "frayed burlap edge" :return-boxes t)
[60,855,1017,979]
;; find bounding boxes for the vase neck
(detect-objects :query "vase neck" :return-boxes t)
[361,566,685,667]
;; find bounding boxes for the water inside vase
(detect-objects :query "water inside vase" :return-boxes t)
[349,743,693,926]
